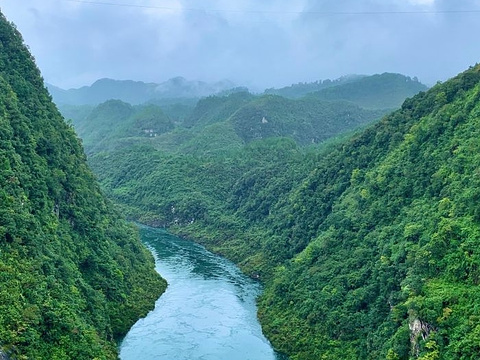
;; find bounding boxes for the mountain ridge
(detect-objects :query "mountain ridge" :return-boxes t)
[47,77,237,106]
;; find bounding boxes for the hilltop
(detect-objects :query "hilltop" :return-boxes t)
[307,72,428,109]
[264,73,427,106]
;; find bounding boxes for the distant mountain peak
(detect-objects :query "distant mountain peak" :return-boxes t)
[48,77,238,105]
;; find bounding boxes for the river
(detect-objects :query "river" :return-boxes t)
[119,226,286,360]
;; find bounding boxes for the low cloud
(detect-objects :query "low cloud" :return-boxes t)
[1,0,479,89]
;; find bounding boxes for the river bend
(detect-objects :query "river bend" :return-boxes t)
[120,226,284,360]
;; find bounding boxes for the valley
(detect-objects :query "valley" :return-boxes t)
[1,4,480,359]
[54,65,480,360]
[59,65,480,359]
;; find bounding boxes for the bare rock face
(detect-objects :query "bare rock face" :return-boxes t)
[409,318,436,357]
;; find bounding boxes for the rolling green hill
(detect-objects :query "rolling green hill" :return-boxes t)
[57,72,426,158]
[229,95,386,145]
[183,91,255,128]
[72,88,388,157]
[307,72,428,109]
[0,12,165,359]
[265,73,427,104]
[71,100,174,154]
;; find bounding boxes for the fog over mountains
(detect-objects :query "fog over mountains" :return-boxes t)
[47,77,237,105]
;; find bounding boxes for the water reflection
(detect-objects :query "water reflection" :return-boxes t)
[120,225,287,360]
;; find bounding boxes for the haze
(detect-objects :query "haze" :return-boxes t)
[1,0,480,90]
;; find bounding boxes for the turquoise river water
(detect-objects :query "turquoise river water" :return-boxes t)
[119,226,286,360]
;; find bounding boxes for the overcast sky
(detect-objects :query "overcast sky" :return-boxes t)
[1,0,479,90]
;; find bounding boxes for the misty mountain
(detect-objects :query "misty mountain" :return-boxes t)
[47,79,158,105]
[47,77,237,106]
[154,76,236,98]
[264,74,366,98]
[61,71,426,157]
[266,73,427,108]
[307,72,428,109]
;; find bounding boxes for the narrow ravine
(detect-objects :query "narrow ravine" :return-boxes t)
[120,225,286,360]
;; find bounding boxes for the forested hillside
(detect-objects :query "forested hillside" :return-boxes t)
[264,73,427,105]
[59,72,427,162]
[307,72,428,109]
[86,62,480,359]
[71,100,175,155]
[264,74,365,98]
[68,88,393,157]
[0,13,165,359]
[228,95,385,145]
[256,66,480,359]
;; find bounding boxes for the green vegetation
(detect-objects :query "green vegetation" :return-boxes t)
[72,86,389,157]
[0,13,165,359]
[70,100,174,154]
[307,72,428,109]
[54,21,473,358]
[83,64,480,359]
[228,95,386,145]
[256,66,480,359]
[183,91,255,128]
[265,73,427,104]
[65,72,426,159]
[264,74,366,98]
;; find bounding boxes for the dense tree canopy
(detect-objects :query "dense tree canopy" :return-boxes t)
[0,12,165,359]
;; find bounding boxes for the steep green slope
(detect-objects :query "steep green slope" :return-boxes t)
[256,65,480,359]
[308,72,428,109]
[89,137,304,229]
[183,91,255,128]
[0,13,165,359]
